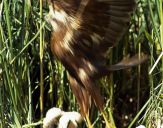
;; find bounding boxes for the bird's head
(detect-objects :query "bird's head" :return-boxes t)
[45,2,68,31]
[45,0,81,32]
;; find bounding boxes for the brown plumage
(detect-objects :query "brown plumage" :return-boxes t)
[46,0,147,116]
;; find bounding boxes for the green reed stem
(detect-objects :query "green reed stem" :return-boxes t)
[4,0,12,57]
[40,0,44,119]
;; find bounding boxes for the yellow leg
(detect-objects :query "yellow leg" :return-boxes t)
[101,110,113,128]
[85,113,93,128]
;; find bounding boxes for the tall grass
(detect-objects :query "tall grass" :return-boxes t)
[0,0,162,128]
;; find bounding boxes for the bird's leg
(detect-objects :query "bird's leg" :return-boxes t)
[85,113,93,128]
[101,110,114,128]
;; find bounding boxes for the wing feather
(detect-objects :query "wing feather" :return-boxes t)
[47,0,146,114]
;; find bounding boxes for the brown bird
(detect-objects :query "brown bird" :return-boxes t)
[46,0,147,119]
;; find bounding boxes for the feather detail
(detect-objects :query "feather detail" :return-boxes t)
[68,74,90,116]
[107,53,148,71]
[46,0,148,116]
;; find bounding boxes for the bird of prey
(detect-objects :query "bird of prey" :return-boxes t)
[46,0,147,117]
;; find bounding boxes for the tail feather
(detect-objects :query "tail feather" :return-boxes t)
[68,74,90,116]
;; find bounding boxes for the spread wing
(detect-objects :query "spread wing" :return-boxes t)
[47,0,147,115]
[68,0,136,78]
[79,0,135,50]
